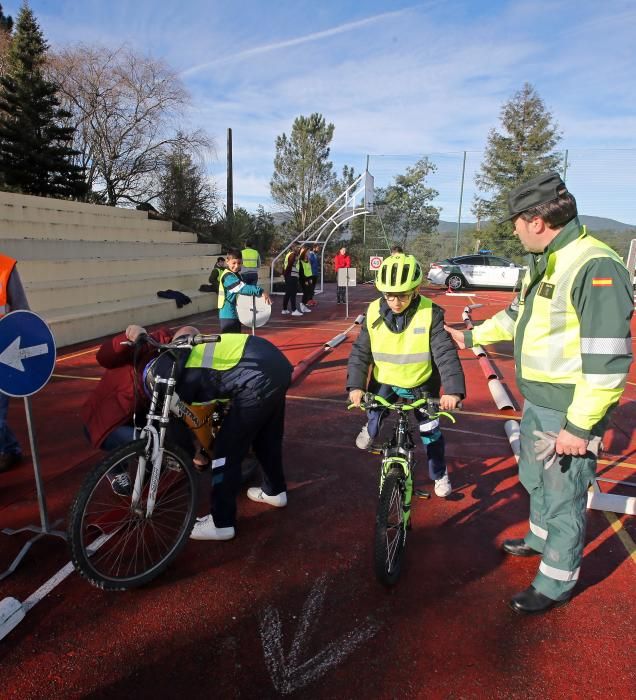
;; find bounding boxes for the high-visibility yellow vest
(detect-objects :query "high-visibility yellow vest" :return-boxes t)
[185,333,249,371]
[217,269,230,309]
[284,251,299,277]
[367,295,433,388]
[300,259,312,277]
[241,247,259,269]
[517,232,625,384]
[0,254,17,317]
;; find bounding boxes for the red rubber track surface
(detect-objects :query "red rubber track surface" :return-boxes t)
[1,283,634,699]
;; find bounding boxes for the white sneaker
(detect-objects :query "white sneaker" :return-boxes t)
[189,514,235,540]
[291,310,303,316]
[434,473,452,498]
[299,303,312,313]
[281,309,291,315]
[355,423,373,450]
[247,487,287,508]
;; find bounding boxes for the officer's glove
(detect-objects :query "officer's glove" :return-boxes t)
[532,430,559,469]
[533,430,603,469]
[586,435,602,457]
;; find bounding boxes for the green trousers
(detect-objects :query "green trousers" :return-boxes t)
[519,400,604,601]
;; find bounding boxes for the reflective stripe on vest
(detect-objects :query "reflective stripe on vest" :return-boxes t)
[301,259,312,277]
[284,252,299,277]
[0,254,17,318]
[217,269,231,309]
[242,248,259,269]
[367,296,433,388]
[185,333,249,371]
[518,233,625,383]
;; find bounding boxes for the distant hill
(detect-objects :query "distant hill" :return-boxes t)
[435,215,635,233]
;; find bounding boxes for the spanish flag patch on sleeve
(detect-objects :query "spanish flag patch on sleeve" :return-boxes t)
[592,278,613,287]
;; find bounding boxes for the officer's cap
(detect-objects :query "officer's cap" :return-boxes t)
[499,172,569,223]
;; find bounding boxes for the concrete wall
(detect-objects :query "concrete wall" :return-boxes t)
[0,191,222,347]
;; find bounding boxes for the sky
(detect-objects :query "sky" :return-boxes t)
[14,0,636,223]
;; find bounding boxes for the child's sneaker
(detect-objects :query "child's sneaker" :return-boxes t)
[299,303,312,313]
[190,514,235,540]
[434,473,452,497]
[247,488,287,508]
[108,472,132,496]
[291,310,303,316]
[355,423,373,449]
[281,309,291,315]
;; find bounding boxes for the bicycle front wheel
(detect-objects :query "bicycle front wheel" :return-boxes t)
[374,466,407,586]
[67,439,198,591]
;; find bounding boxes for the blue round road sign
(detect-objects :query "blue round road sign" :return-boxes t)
[0,311,56,397]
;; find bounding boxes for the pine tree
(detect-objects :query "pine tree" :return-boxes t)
[0,5,85,198]
[158,145,216,231]
[380,157,440,251]
[270,113,335,232]
[473,83,562,256]
[0,4,13,33]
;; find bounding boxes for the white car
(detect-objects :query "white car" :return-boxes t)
[427,254,524,290]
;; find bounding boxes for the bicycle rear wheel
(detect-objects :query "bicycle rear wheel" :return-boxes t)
[374,466,407,586]
[67,439,197,591]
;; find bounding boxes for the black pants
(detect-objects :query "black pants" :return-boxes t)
[211,384,289,527]
[300,277,312,305]
[283,276,298,311]
[220,317,241,333]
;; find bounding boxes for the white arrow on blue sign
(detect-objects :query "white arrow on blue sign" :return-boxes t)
[0,311,56,397]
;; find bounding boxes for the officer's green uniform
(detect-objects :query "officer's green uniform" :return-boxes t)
[465,219,633,600]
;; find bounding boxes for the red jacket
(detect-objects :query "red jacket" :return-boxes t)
[80,328,172,448]
[333,253,351,270]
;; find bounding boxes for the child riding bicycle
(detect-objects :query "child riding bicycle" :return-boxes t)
[346,253,465,497]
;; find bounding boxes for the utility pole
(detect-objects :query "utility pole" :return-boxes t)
[227,128,234,236]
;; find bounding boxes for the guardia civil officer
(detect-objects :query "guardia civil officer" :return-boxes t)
[446,173,633,614]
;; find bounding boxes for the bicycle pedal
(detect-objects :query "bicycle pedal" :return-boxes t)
[368,448,382,455]
[415,489,431,499]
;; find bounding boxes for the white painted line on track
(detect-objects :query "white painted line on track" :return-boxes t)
[21,561,75,613]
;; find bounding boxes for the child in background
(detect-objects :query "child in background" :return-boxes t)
[218,249,271,333]
[333,247,350,304]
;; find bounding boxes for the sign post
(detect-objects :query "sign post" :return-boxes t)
[0,310,64,580]
[337,267,357,319]
[369,256,383,272]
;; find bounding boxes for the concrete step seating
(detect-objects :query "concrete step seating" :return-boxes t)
[0,191,221,347]
[2,239,218,260]
[4,219,197,243]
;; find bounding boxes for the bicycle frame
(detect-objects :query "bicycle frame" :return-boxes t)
[379,406,417,528]
[131,358,178,515]
[351,394,456,529]
[127,332,220,516]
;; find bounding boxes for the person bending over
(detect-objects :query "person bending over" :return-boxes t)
[144,333,293,541]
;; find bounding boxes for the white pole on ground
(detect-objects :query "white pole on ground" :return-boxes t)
[488,378,515,410]
[504,420,520,463]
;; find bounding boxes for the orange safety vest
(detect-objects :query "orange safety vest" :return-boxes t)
[0,253,17,317]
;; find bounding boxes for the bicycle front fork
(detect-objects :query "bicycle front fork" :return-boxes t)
[380,456,414,528]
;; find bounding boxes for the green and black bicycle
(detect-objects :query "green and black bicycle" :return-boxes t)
[350,394,456,586]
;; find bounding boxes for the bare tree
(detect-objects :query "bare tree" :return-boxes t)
[50,44,213,205]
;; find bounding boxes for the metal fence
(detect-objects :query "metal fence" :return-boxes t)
[366,149,636,262]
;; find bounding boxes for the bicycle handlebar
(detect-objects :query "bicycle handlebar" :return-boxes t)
[347,392,461,417]
[121,332,221,349]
